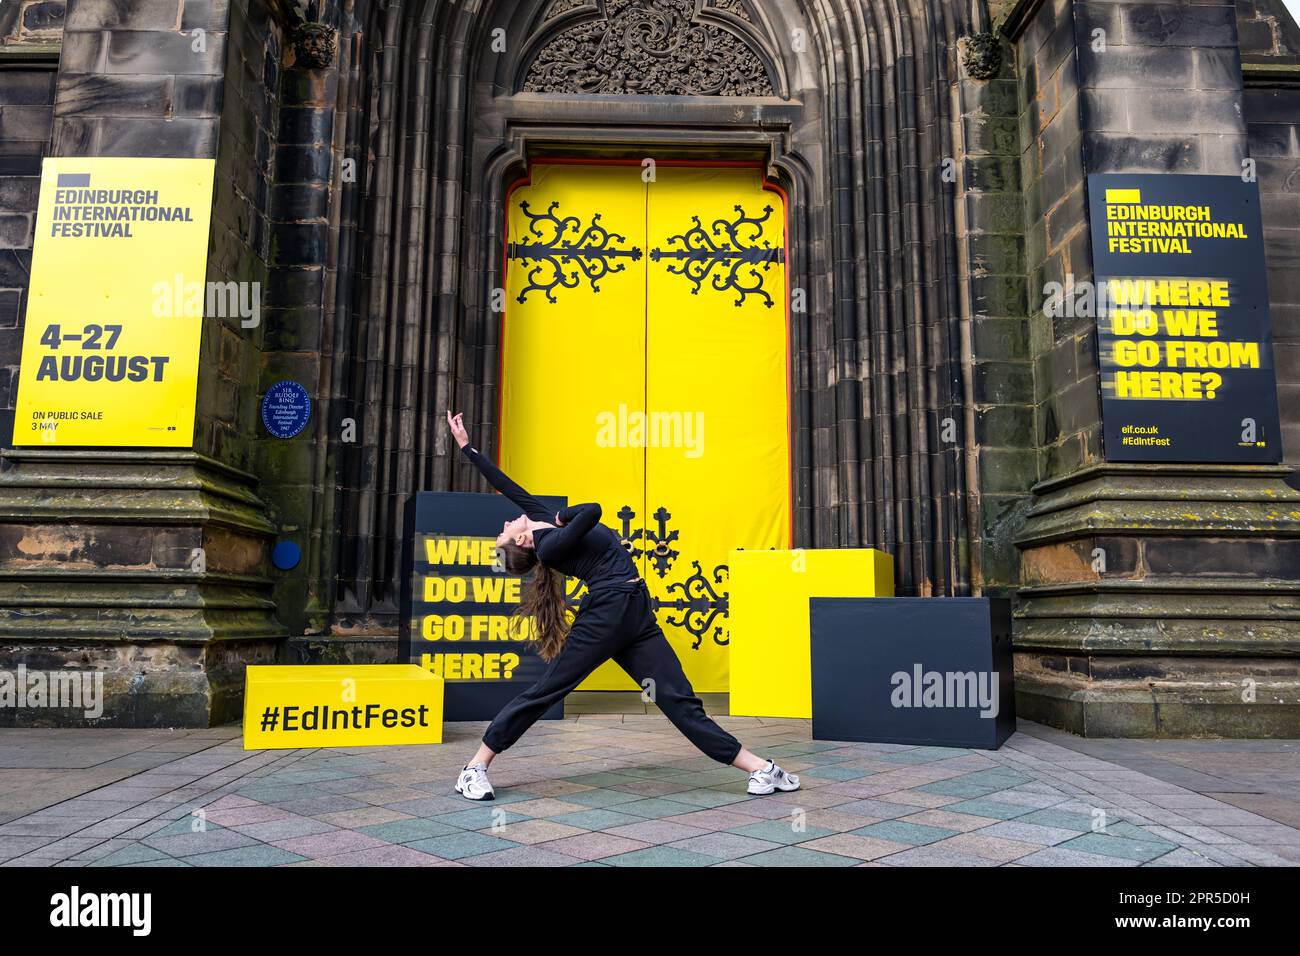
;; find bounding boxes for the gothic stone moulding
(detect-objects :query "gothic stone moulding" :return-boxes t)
[959,31,1003,81]
[520,0,777,96]
[294,21,338,68]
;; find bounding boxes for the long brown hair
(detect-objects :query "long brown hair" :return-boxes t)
[499,542,570,661]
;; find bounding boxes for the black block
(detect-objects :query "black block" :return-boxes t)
[809,597,1015,750]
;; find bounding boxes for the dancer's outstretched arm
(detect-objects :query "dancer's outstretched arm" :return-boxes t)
[447,410,554,522]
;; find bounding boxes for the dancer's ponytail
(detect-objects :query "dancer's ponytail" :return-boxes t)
[500,543,571,661]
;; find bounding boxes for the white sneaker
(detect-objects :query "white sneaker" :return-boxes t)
[454,762,495,801]
[747,759,800,795]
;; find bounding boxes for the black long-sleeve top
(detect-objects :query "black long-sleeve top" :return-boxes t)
[460,443,640,589]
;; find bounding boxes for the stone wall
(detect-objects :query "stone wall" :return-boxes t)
[257,23,338,643]
[1006,0,1300,737]
[0,0,65,48]
[1238,0,1300,466]
[201,0,281,474]
[1076,0,1247,175]
[0,1,62,449]
[0,0,285,727]
[1237,0,1300,61]
[1017,0,1093,482]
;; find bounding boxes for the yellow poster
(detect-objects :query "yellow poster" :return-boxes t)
[13,157,216,447]
[501,162,791,692]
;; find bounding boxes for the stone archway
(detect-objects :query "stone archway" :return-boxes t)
[517,0,784,96]
[322,0,988,635]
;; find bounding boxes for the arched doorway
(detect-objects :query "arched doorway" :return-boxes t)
[326,0,979,638]
[500,159,791,690]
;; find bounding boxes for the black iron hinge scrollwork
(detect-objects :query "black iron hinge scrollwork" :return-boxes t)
[615,504,645,560]
[660,561,729,650]
[561,503,730,650]
[620,503,727,648]
[614,504,679,578]
[650,204,784,308]
[642,506,680,578]
[508,200,782,307]
[508,201,642,304]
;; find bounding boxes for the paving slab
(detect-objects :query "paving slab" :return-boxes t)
[0,713,1297,866]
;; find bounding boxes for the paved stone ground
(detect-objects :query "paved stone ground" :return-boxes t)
[1,700,1298,867]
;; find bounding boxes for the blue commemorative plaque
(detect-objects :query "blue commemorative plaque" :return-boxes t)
[261,380,311,439]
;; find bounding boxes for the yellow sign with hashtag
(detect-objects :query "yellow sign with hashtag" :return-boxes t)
[243,665,444,750]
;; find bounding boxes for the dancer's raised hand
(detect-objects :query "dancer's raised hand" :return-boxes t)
[446,410,470,448]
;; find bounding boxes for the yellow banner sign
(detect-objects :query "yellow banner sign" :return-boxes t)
[243,665,444,750]
[13,157,216,447]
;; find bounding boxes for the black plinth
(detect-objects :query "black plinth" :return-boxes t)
[809,597,1015,750]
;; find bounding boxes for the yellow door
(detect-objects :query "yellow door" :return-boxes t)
[500,161,790,692]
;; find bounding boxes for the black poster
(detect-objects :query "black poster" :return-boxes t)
[1086,173,1282,463]
[400,491,566,721]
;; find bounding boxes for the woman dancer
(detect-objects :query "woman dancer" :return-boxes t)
[446,410,800,801]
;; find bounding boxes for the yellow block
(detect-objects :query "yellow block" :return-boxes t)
[728,549,894,718]
[243,665,443,750]
[1105,188,1141,204]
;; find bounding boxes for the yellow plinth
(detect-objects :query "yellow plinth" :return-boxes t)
[243,664,444,750]
[728,549,894,718]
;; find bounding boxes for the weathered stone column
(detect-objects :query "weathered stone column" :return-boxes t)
[1004,0,1300,736]
[953,26,1037,599]
[0,0,286,726]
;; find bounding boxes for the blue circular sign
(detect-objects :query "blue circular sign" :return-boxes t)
[272,540,302,571]
[261,380,311,439]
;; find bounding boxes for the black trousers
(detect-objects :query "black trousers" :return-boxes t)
[482,581,743,765]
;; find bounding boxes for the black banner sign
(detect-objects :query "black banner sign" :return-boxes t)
[1086,173,1282,463]
[400,491,565,721]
